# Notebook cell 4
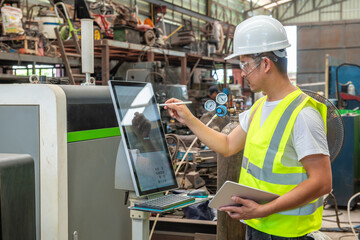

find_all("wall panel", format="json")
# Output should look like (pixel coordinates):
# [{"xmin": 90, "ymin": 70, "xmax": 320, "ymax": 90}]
[{"xmin": 297, "ymin": 21, "xmax": 360, "ymax": 92}]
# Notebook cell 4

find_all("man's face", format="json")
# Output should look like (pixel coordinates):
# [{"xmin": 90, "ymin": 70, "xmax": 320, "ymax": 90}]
[
  {"xmin": 210, "ymin": 92, "xmax": 218, "ymax": 99},
  {"xmin": 240, "ymin": 55, "xmax": 264, "ymax": 92}
]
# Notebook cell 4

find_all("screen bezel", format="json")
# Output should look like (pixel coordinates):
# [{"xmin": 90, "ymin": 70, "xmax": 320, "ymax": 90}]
[{"xmin": 109, "ymin": 80, "xmax": 178, "ymax": 196}]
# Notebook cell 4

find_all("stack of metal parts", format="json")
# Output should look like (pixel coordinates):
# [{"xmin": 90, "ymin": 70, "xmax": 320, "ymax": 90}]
[
  {"xmin": 172, "ymin": 19, "xmax": 196, "ymax": 46},
  {"xmin": 172, "ymin": 30, "xmax": 196, "ymax": 46},
  {"xmin": 111, "ymin": 3, "xmax": 137, "ymax": 28},
  {"xmin": 174, "ymin": 147, "xmax": 217, "ymax": 193},
  {"xmin": 196, "ymin": 149, "xmax": 218, "ymax": 194}
]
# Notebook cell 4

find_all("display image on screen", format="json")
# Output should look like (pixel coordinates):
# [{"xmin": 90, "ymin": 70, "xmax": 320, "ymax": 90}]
[{"xmin": 110, "ymin": 81, "xmax": 178, "ymax": 196}]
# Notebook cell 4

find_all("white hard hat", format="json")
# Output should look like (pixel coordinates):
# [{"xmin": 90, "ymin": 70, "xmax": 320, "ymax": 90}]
[{"xmin": 225, "ymin": 15, "xmax": 291, "ymax": 60}]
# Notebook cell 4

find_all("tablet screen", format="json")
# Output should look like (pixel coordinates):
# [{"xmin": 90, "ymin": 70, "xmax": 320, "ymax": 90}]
[{"xmin": 110, "ymin": 81, "xmax": 178, "ymax": 196}]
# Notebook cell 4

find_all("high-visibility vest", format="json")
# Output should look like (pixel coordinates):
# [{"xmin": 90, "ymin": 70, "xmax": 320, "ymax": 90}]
[{"xmin": 239, "ymin": 89, "xmax": 327, "ymax": 237}]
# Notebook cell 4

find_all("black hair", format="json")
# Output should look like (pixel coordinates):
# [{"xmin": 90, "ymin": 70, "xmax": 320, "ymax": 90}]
[{"xmin": 209, "ymin": 85, "xmax": 219, "ymax": 94}]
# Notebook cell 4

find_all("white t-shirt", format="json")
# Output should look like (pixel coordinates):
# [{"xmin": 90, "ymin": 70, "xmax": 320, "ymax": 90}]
[{"xmin": 239, "ymin": 99, "xmax": 329, "ymax": 161}]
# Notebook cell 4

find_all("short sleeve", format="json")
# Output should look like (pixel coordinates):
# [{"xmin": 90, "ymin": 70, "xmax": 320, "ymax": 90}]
[
  {"xmin": 293, "ymin": 107, "xmax": 330, "ymax": 161},
  {"xmin": 239, "ymin": 109, "xmax": 251, "ymax": 133}
]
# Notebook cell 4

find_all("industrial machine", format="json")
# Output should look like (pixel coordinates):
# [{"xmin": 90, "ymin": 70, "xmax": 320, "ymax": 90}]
[
  {"xmin": 54, "ymin": 0, "xmax": 105, "ymax": 40},
  {"xmin": 329, "ymin": 63, "xmax": 360, "ymax": 109},
  {"xmin": 0, "ymin": 85, "xmax": 131, "ymax": 240},
  {"xmin": 0, "ymin": 154, "xmax": 35, "ymax": 240},
  {"xmin": 331, "ymin": 113, "xmax": 360, "ymax": 207},
  {"xmin": 326, "ymin": 62, "xmax": 360, "ymax": 206},
  {"xmin": 125, "ymin": 61, "xmax": 189, "ymax": 103}
]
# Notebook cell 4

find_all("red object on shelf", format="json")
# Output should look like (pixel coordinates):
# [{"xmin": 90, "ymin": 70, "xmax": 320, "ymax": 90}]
[{"xmin": 340, "ymin": 92, "xmax": 360, "ymax": 102}]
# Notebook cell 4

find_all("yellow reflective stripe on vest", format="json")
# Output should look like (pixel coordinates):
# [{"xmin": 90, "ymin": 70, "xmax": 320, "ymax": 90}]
[{"xmin": 243, "ymin": 94, "xmax": 308, "ymax": 185}]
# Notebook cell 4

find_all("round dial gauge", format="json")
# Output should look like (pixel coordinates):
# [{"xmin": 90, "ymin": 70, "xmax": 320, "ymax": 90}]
[
  {"xmin": 216, "ymin": 92, "xmax": 228, "ymax": 105},
  {"xmin": 216, "ymin": 105, "xmax": 228, "ymax": 117},
  {"xmin": 204, "ymin": 100, "xmax": 216, "ymax": 112}
]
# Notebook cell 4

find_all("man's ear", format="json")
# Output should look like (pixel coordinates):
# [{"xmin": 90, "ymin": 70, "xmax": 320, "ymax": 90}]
[{"xmin": 264, "ymin": 57, "xmax": 271, "ymax": 73}]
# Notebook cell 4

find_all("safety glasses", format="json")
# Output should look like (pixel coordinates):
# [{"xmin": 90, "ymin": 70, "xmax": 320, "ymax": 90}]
[
  {"xmin": 239, "ymin": 57, "xmax": 263, "ymax": 75},
  {"xmin": 239, "ymin": 56, "xmax": 278, "ymax": 75}
]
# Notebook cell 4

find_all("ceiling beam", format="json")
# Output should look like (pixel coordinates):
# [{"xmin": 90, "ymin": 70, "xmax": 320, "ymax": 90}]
[
  {"xmin": 244, "ymin": 0, "xmax": 292, "ymax": 13},
  {"xmin": 279, "ymin": 2, "xmax": 292, "ymax": 20},
  {"xmin": 296, "ymin": 0, "xmax": 310, "ymax": 15},
  {"xmin": 142, "ymin": 0, "xmax": 216, "ymax": 23},
  {"xmin": 317, "ymin": 0, "xmax": 325, "ymax": 8},
  {"xmin": 276, "ymin": 0, "xmax": 347, "ymax": 22}
]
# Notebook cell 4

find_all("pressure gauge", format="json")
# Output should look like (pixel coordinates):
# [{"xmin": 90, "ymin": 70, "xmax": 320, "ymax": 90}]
[
  {"xmin": 216, "ymin": 105, "xmax": 228, "ymax": 117},
  {"xmin": 204, "ymin": 100, "xmax": 216, "ymax": 112},
  {"xmin": 216, "ymin": 92, "xmax": 228, "ymax": 105}
]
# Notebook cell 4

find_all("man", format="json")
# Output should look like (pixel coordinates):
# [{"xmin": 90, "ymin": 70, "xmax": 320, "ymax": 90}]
[
  {"xmin": 165, "ymin": 15, "xmax": 331, "ymax": 239},
  {"xmin": 208, "ymin": 85, "xmax": 219, "ymax": 100}
]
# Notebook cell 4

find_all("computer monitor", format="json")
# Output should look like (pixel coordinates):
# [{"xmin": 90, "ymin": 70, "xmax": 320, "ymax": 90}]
[{"xmin": 109, "ymin": 81, "xmax": 178, "ymax": 197}]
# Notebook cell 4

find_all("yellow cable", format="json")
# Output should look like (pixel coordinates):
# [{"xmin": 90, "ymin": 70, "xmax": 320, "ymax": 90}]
[{"xmin": 164, "ymin": 25, "xmax": 183, "ymax": 41}]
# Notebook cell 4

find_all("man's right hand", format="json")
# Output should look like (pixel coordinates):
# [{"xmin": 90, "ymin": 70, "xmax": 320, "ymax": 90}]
[{"xmin": 164, "ymin": 98, "xmax": 194, "ymax": 124}]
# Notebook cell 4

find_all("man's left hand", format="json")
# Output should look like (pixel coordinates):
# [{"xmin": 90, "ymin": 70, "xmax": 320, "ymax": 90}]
[{"xmin": 219, "ymin": 196, "xmax": 270, "ymax": 220}]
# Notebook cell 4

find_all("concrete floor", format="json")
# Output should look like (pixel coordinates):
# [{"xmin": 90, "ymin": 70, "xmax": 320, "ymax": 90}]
[{"xmin": 321, "ymin": 206, "xmax": 360, "ymax": 240}]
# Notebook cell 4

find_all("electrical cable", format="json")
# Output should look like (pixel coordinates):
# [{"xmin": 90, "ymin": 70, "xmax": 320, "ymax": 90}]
[
  {"xmin": 339, "ymin": 235, "xmax": 358, "ymax": 240},
  {"xmin": 165, "ymin": 134, "xmax": 191, "ymax": 188},
  {"xmin": 137, "ymin": 45, "xmax": 150, "ymax": 62},
  {"xmin": 177, "ymin": 138, "xmax": 190, "ymax": 187},
  {"xmin": 322, "ymin": 218, "xmax": 360, "ymax": 224},
  {"xmin": 165, "ymin": 134, "xmax": 180, "ymax": 160},
  {"xmin": 323, "ymin": 192, "xmax": 348, "ymax": 231},
  {"xmin": 212, "ymin": 61, "xmax": 219, "ymax": 81},
  {"xmin": 320, "ymin": 191, "xmax": 360, "ymax": 235},
  {"xmin": 165, "ymin": 133, "xmax": 190, "ymax": 183},
  {"xmin": 323, "ymin": 212, "xmax": 343, "ymax": 218},
  {"xmin": 320, "ymin": 224, "xmax": 360, "ymax": 232},
  {"xmin": 347, "ymin": 192, "xmax": 360, "ymax": 239},
  {"xmin": 149, "ymin": 114, "xmax": 218, "ymax": 240},
  {"xmin": 339, "ymin": 81, "xmax": 354, "ymax": 86}
]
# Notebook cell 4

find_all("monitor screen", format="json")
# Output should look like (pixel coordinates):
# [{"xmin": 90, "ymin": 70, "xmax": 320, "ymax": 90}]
[{"xmin": 109, "ymin": 81, "xmax": 178, "ymax": 196}]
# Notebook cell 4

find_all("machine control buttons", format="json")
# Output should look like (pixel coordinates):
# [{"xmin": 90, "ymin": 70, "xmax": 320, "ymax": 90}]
[
  {"xmin": 204, "ymin": 100, "xmax": 216, "ymax": 112},
  {"xmin": 216, "ymin": 92, "xmax": 228, "ymax": 105},
  {"xmin": 216, "ymin": 105, "xmax": 228, "ymax": 117}
]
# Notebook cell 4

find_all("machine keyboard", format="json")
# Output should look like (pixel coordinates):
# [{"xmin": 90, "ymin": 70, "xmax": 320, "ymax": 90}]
[{"xmin": 134, "ymin": 194, "xmax": 195, "ymax": 211}]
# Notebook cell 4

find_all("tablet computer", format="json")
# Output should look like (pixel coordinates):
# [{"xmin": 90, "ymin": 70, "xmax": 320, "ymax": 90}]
[{"xmin": 209, "ymin": 181, "xmax": 279, "ymax": 210}]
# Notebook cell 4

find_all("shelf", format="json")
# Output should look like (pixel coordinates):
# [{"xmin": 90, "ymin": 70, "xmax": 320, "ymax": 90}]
[
  {"xmin": 0, "ymin": 52, "xmax": 79, "ymax": 66},
  {"xmin": 187, "ymin": 53, "xmax": 239, "ymax": 68},
  {"xmin": 61, "ymin": 39, "xmax": 186, "ymax": 62},
  {"xmin": 94, "ymin": 39, "xmax": 187, "ymax": 84},
  {"xmin": 0, "ymin": 74, "xmax": 30, "ymax": 83},
  {"xmin": 97, "ymin": 39, "xmax": 186, "ymax": 58},
  {"xmin": 0, "ymin": 39, "xmax": 238, "ymax": 85}
]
